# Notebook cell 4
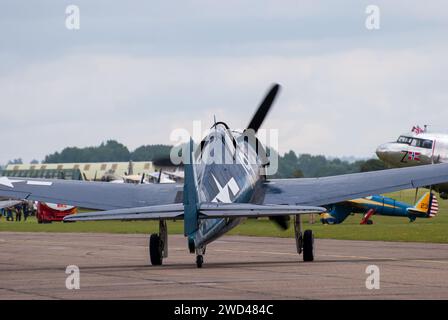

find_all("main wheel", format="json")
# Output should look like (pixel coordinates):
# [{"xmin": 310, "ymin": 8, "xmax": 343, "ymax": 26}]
[
  {"xmin": 149, "ymin": 234, "xmax": 163, "ymax": 266},
  {"xmin": 196, "ymin": 255, "xmax": 203, "ymax": 268},
  {"xmin": 303, "ymin": 229, "xmax": 314, "ymax": 262}
]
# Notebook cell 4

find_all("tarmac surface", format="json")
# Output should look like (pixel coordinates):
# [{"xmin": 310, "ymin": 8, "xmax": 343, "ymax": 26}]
[{"xmin": 1, "ymin": 231, "xmax": 448, "ymax": 299}]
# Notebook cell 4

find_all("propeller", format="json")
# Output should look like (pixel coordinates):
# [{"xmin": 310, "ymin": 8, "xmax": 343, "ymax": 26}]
[
  {"xmin": 246, "ymin": 83, "xmax": 281, "ymax": 134},
  {"xmin": 246, "ymin": 84, "xmax": 287, "ymax": 230}
]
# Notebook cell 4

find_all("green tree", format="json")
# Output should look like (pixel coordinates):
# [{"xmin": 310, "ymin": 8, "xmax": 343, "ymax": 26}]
[
  {"xmin": 359, "ymin": 159, "xmax": 387, "ymax": 172},
  {"xmin": 44, "ymin": 140, "xmax": 130, "ymax": 163},
  {"xmin": 8, "ymin": 158, "xmax": 23, "ymax": 164},
  {"xmin": 131, "ymin": 145, "xmax": 173, "ymax": 161}
]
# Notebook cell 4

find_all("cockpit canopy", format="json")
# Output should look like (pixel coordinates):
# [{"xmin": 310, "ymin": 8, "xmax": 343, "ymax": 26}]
[
  {"xmin": 196, "ymin": 121, "xmax": 268, "ymax": 167},
  {"xmin": 397, "ymin": 136, "xmax": 433, "ymax": 149}
]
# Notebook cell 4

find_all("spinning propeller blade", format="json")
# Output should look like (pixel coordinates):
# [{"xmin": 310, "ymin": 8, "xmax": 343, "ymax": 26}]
[{"xmin": 247, "ymin": 83, "xmax": 281, "ymax": 134}]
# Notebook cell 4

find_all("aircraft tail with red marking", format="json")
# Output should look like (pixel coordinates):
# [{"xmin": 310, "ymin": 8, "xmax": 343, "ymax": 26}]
[{"xmin": 407, "ymin": 192, "xmax": 438, "ymax": 218}]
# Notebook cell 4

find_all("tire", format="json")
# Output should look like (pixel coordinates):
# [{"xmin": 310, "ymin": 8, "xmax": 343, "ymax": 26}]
[
  {"xmin": 196, "ymin": 255, "xmax": 203, "ymax": 268},
  {"xmin": 149, "ymin": 234, "xmax": 163, "ymax": 266},
  {"xmin": 303, "ymin": 229, "xmax": 314, "ymax": 262}
]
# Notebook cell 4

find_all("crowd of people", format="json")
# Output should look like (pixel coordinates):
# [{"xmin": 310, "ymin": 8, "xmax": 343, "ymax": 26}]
[{"xmin": 0, "ymin": 202, "xmax": 34, "ymax": 222}]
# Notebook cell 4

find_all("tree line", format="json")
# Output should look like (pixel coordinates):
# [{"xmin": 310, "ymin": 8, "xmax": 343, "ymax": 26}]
[
  {"xmin": 8, "ymin": 140, "xmax": 386, "ymax": 178},
  {"xmin": 43, "ymin": 140, "xmax": 173, "ymax": 164}
]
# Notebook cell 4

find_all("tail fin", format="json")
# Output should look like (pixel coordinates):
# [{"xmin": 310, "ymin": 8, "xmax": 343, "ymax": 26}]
[
  {"xmin": 410, "ymin": 192, "xmax": 438, "ymax": 217},
  {"xmin": 183, "ymin": 138, "xmax": 199, "ymax": 237},
  {"xmin": 427, "ymin": 193, "xmax": 438, "ymax": 217}
]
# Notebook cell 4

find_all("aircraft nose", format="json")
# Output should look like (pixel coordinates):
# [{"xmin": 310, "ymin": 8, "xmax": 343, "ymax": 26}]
[
  {"xmin": 375, "ymin": 143, "xmax": 390, "ymax": 160},
  {"xmin": 376, "ymin": 142, "xmax": 403, "ymax": 165}
]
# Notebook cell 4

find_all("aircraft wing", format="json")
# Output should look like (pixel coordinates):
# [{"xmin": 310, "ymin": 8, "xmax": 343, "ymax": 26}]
[
  {"xmin": 64, "ymin": 203, "xmax": 325, "ymax": 222},
  {"xmin": 262, "ymin": 163, "xmax": 448, "ymax": 206},
  {"xmin": 0, "ymin": 177, "xmax": 182, "ymax": 210},
  {"xmin": 164, "ymin": 171, "xmax": 185, "ymax": 179},
  {"xmin": 64, "ymin": 204, "xmax": 184, "ymax": 221},
  {"xmin": 0, "ymin": 200, "xmax": 23, "ymax": 209}
]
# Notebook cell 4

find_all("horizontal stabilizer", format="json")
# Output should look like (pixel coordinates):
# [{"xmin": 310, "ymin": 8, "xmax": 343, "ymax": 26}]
[
  {"xmin": 407, "ymin": 192, "xmax": 438, "ymax": 218},
  {"xmin": 63, "ymin": 204, "xmax": 184, "ymax": 222},
  {"xmin": 199, "ymin": 203, "xmax": 326, "ymax": 218},
  {"xmin": 63, "ymin": 202, "xmax": 325, "ymax": 222}
]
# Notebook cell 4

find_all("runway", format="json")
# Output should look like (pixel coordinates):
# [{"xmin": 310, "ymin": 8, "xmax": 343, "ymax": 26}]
[{"xmin": 1, "ymin": 232, "xmax": 448, "ymax": 299}]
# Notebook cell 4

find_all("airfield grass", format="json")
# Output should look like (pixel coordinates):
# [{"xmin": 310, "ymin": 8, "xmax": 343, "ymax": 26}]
[{"xmin": 1, "ymin": 189, "xmax": 448, "ymax": 243}]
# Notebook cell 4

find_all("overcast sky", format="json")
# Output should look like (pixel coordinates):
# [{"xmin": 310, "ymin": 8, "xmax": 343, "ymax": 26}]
[{"xmin": 1, "ymin": 0, "xmax": 448, "ymax": 164}]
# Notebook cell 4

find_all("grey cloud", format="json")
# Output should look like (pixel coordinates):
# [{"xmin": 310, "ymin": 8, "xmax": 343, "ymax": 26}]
[{"xmin": 0, "ymin": 1, "xmax": 448, "ymax": 163}]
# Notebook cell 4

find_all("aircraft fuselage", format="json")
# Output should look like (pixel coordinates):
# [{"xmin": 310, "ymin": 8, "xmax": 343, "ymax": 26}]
[
  {"xmin": 376, "ymin": 131, "xmax": 448, "ymax": 197},
  {"xmin": 191, "ymin": 123, "xmax": 265, "ymax": 248}
]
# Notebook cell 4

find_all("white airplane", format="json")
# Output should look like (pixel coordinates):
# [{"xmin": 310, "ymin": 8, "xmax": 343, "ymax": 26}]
[{"xmin": 376, "ymin": 125, "xmax": 448, "ymax": 198}]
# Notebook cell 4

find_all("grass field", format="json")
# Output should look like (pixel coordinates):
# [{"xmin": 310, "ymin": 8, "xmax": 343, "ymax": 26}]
[{"xmin": 1, "ymin": 189, "xmax": 447, "ymax": 243}]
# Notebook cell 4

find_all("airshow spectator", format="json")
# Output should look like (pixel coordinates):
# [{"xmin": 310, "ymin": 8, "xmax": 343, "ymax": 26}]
[
  {"xmin": 14, "ymin": 204, "xmax": 22, "ymax": 222},
  {"xmin": 23, "ymin": 202, "xmax": 30, "ymax": 221},
  {"xmin": 6, "ymin": 207, "xmax": 13, "ymax": 221}
]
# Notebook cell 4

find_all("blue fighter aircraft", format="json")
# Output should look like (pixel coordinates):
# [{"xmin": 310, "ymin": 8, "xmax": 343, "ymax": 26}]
[
  {"xmin": 320, "ymin": 192, "xmax": 438, "ymax": 225},
  {"xmin": 1, "ymin": 84, "xmax": 448, "ymax": 268}
]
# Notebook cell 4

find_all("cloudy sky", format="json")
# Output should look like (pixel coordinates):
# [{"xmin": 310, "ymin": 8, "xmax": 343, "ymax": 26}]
[{"xmin": 1, "ymin": 0, "xmax": 448, "ymax": 164}]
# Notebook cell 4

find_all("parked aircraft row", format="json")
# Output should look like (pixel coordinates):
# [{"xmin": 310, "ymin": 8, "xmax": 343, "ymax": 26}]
[{"xmin": 1, "ymin": 84, "xmax": 448, "ymax": 268}]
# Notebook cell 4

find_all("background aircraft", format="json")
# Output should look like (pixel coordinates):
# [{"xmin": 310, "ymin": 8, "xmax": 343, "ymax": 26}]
[
  {"xmin": 320, "ymin": 192, "xmax": 438, "ymax": 224},
  {"xmin": 0, "ymin": 200, "xmax": 23, "ymax": 210},
  {"xmin": 2, "ymin": 85, "xmax": 448, "ymax": 268},
  {"xmin": 376, "ymin": 126, "xmax": 448, "ymax": 198}
]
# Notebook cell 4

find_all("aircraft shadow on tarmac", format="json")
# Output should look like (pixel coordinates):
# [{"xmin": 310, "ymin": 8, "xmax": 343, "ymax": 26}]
[
  {"xmin": 42, "ymin": 257, "xmax": 419, "ymax": 271},
  {"xmin": 3, "ymin": 256, "xmax": 446, "ymax": 274}
]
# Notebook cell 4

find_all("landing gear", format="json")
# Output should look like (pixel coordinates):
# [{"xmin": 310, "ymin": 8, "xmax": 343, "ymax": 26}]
[
  {"xmin": 149, "ymin": 220, "xmax": 168, "ymax": 266},
  {"xmin": 303, "ymin": 229, "xmax": 314, "ymax": 262},
  {"xmin": 196, "ymin": 255, "xmax": 203, "ymax": 268},
  {"xmin": 360, "ymin": 209, "xmax": 375, "ymax": 225},
  {"xmin": 294, "ymin": 215, "xmax": 315, "ymax": 262},
  {"xmin": 195, "ymin": 246, "xmax": 206, "ymax": 268},
  {"xmin": 149, "ymin": 234, "xmax": 163, "ymax": 265}
]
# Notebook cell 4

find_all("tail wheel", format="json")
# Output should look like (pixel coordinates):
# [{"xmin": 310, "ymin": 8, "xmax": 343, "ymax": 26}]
[
  {"xmin": 303, "ymin": 229, "xmax": 314, "ymax": 262},
  {"xmin": 149, "ymin": 234, "xmax": 163, "ymax": 266}
]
